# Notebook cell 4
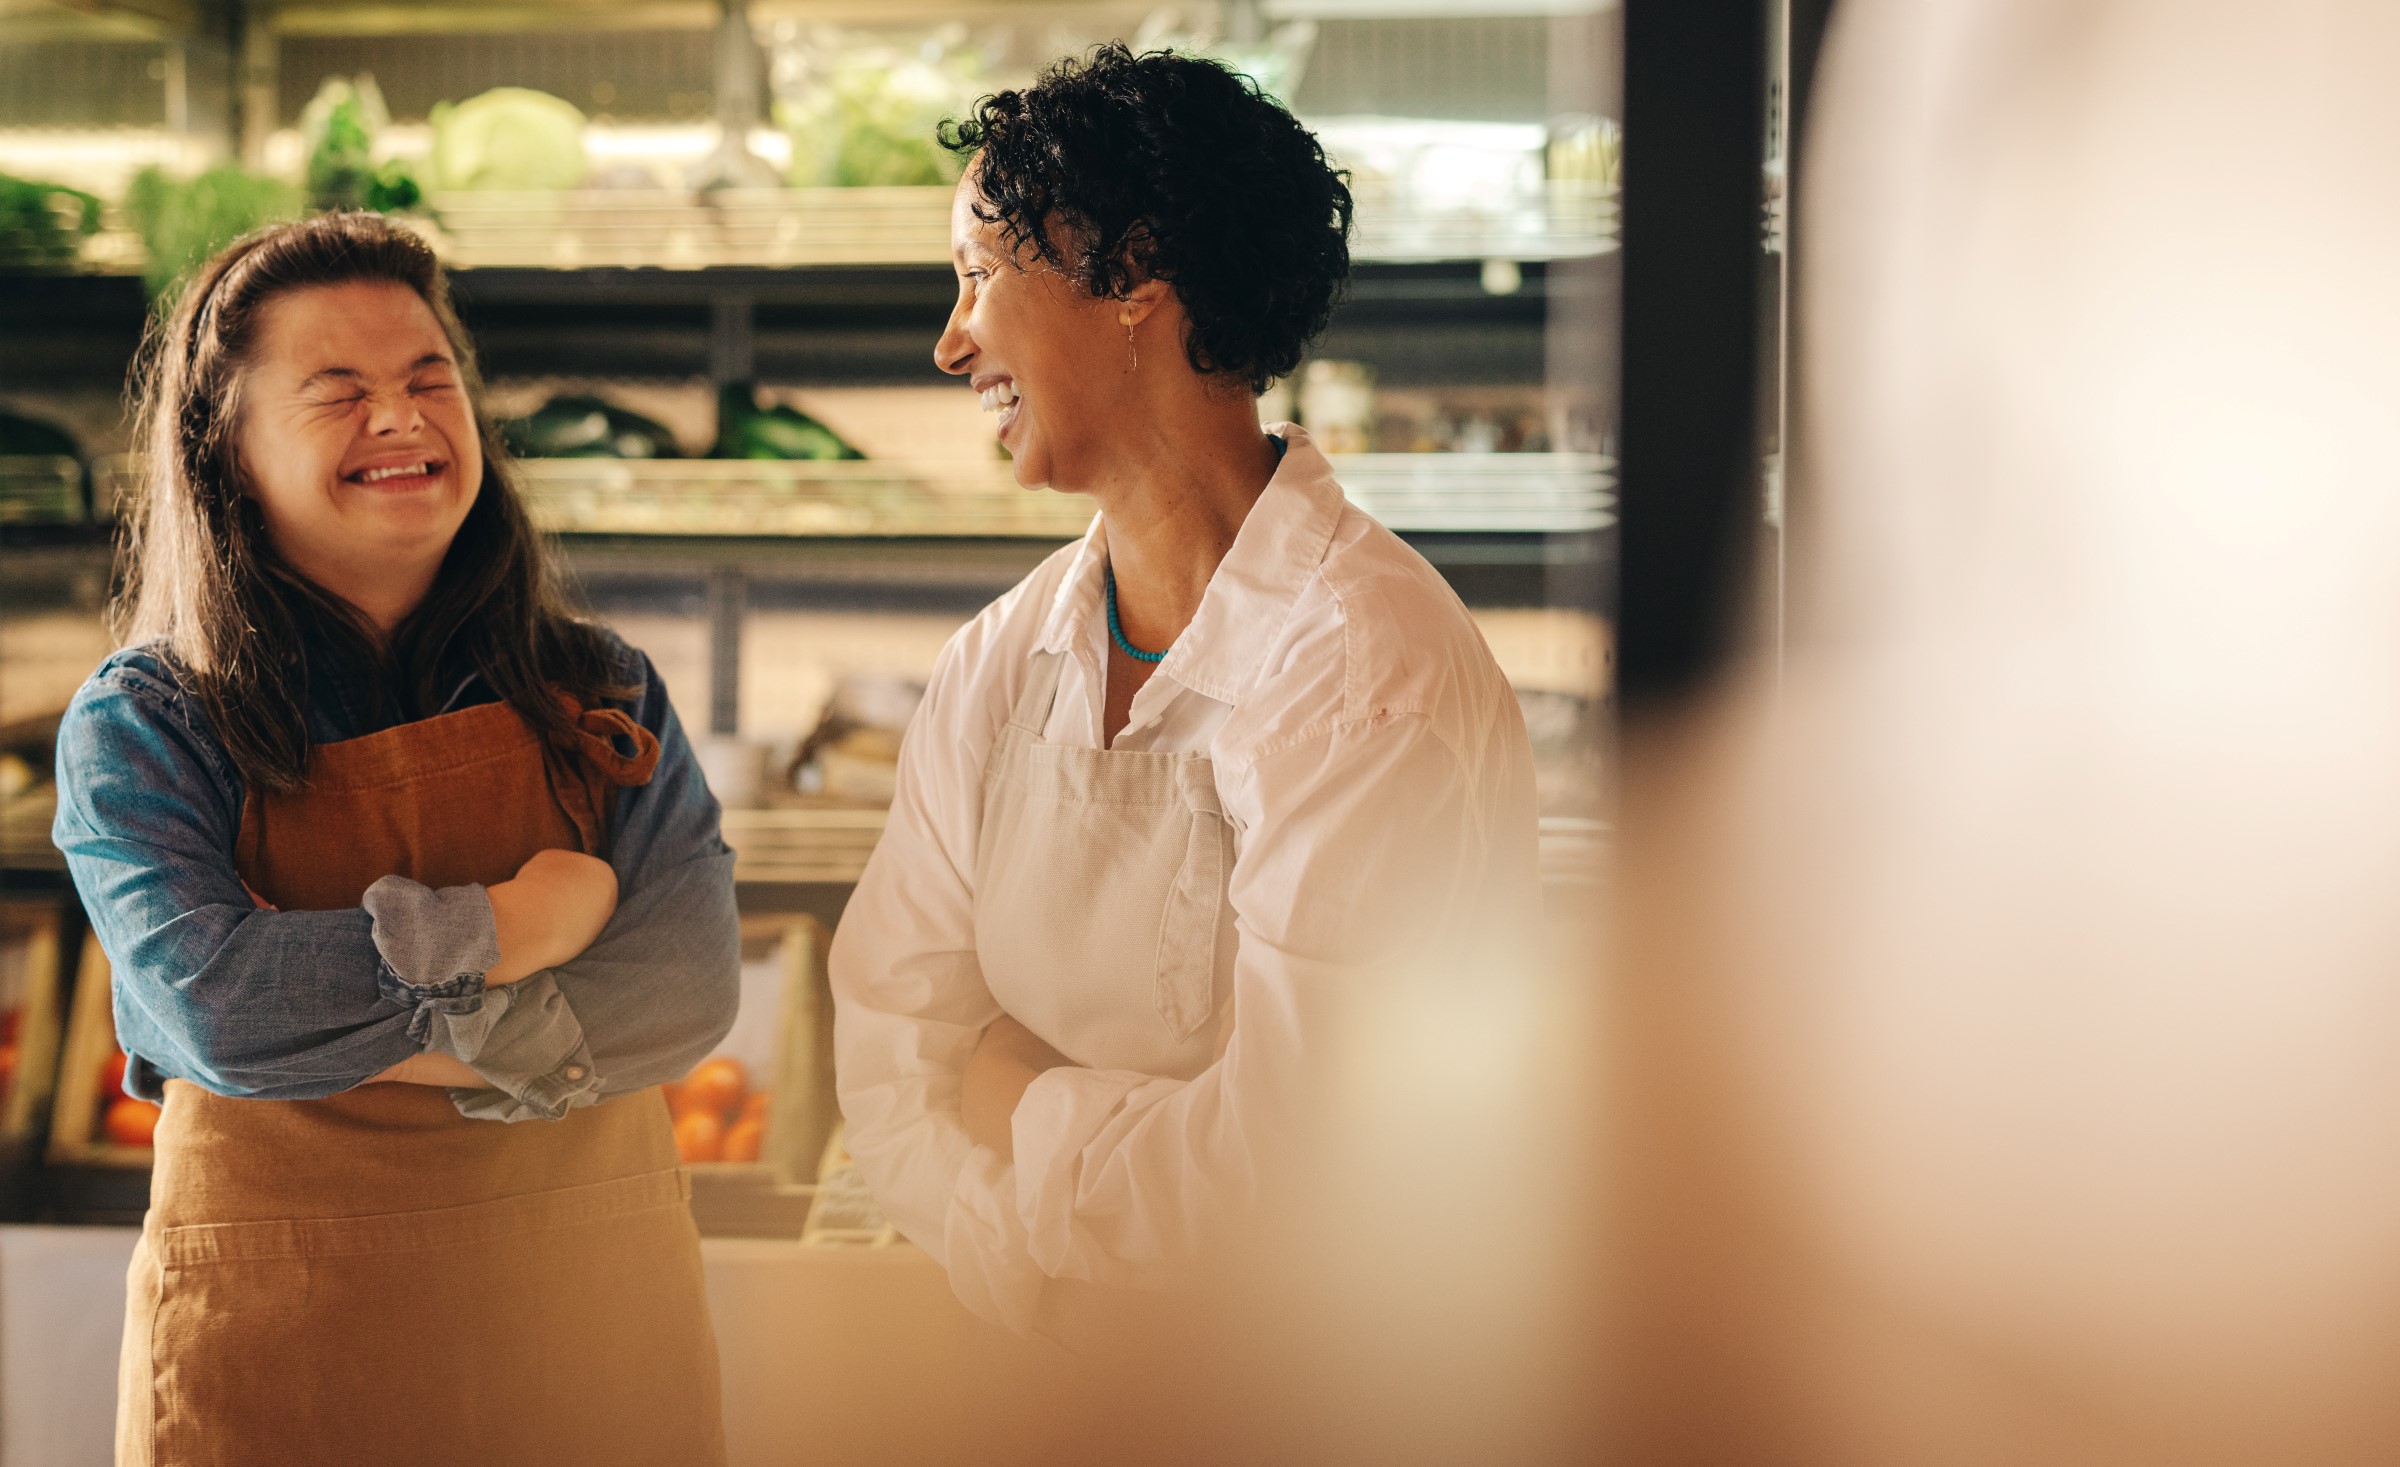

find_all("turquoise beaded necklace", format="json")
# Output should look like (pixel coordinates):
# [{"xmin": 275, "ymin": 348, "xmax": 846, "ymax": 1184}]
[{"xmin": 1104, "ymin": 566, "xmax": 1169, "ymax": 664}]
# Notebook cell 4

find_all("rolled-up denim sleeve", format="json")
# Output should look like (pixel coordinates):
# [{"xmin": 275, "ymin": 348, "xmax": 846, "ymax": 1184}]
[
  {"xmin": 52, "ymin": 663, "xmax": 471, "ymax": 1101},
  {"xmin": 441, "ymin": 646, "xmax": 739, "ymax": 1122}
]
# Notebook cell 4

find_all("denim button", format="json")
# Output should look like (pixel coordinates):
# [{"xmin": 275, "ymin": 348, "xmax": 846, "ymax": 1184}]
[{"xmin": 565, "ymin": 1065, "xmax": 587, "ymax": 1081}]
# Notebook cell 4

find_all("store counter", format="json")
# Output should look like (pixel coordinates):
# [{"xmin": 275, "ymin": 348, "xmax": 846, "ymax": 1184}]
[{"xmin": 0, "ymin": 1225, "xmax": 1083, "ymax": 1467}]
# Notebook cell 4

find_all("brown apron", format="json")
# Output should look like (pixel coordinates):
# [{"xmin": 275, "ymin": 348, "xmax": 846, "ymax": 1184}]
[{"xmin": 117, "ymin": 697, "xmax": 727, "ymax": 1467}]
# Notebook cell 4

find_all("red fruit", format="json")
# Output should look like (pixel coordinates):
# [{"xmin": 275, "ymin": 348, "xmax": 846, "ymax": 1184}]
[
  {"xmin": 680, "ymin": 1057, "xmax": 747, "ymax": 1120},
  {"xmin": 673, "ymin": 1109, "xmax": 724, "ymax": 1165},
  {"xmin": 99, "ymin": 1050, "xmax": 129, "ymax": 1101},
  {"xmin": 103, "ymin": 1097, "xmax": 161, "ymax": 1148},
  {"xmin": 721, "ymin": 1115, "xmax": 765, "ymax": 1164},
  {"xmin": 1, "ymin": 1008, "xmax": 21, "ymax": 1045},
  {"xmin": 0, "ymin": 1042, "xmax": 18, "ymax": 1097}
]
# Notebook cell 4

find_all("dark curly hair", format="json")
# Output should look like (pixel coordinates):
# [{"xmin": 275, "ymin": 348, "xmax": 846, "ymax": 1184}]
[{"xmin": 942, "ymin": 44, "xmax": 1353, "ymax": 395}]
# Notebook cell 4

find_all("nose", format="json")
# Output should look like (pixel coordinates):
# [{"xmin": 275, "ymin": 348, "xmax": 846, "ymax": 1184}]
[
  {"xmin": 363, "ymin": 386, "xmax": 425, "ymax": 438},
  {"xmin": 934, "ymin": 293, "xmax": 974, "ymax": 376}
]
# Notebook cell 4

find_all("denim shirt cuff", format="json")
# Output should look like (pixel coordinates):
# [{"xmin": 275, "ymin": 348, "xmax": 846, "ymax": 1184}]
[
  {"xmin": 421, "ymin": 970, "xmax": 606, "ymax": 1123},
  {"xmin": 361, "ymin": 875, "xmax": 500, "ymax": 1036},
  {"xmin": 448, "ymin": 1046, "xmax": 604, "ymax": 1123}
]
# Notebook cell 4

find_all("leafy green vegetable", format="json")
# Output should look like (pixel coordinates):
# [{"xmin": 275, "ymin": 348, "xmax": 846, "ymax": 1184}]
[
  {"xmin": 775, "ymin": 49, "xmax": 980, "ymax": 189},
  {"xmin": 300, "ymin": 75, "xmax": 423, "ymax": 215},
  {"xmin": 124, "ymin": 165, "xmax": 305, "ymax": 301},
  {"xmin": 714, "ymin": 383, "xmax": 862, "ymax": 461},
  {"xmin": 0, "ymin": 173, "xmax": 101, "ymax": 270},
  {"xmin": 428, "ymin": 88, "xmax": 588, "ymax": 192},
  {"xmin": 502, "ymin": 395, "xmax": 682, "ymax": 460}
]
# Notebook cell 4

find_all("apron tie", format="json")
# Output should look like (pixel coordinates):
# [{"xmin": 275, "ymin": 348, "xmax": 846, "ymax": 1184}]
[{"xmin": 556, "ymin": 695, "xmax": 662, "ymax": 788}]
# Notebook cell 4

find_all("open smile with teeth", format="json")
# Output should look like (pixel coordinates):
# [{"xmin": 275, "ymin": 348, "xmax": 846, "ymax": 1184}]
[
  {"xmin": 979, "ymin": 380, "xmax": 1022, "ymax": 435},
  {"xmin": 350, "ymin": 461, "xmax": 442, "ymax": 486}
]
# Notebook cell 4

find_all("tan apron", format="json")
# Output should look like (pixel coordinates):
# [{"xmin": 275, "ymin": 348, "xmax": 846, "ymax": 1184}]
[
  {"xmin": 973, "ymin": 649, "xmax": 1235, "ymax": 1087},
  {"xmin": 118, "ymin": 697, "xmax": 726, "ymax": 1467}
]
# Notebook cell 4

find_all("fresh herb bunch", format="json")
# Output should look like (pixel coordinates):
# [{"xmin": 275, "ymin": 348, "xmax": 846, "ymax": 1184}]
[
  {"xmin": 0, "ymin": 174, "xmax": 102, "ymax": 270},
  {"xmin": 300, "ymin": 75, "xmax": 423, "ymax": 214},
  {"xmin": 124, "ymin": 165, "xmax": 306, "ymax": 300}
]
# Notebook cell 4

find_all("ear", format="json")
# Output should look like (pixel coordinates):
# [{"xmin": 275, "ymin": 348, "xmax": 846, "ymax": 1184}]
[{"xmin": 1117, "ymin": 277, "xmax": 1174, "ymax": 329}]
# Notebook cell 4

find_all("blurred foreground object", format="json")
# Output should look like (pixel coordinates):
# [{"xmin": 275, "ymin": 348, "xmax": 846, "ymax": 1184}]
[{"xmin": 1612, "ymin": 1, "xmax": 2400, "ymax": 1462}]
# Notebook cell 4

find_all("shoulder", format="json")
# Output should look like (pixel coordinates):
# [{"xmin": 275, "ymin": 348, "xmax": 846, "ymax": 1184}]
[
  {"xmin": 567, "ymin": 620, "xmax": 677, "ymax": 728},
  {"xmin": 63, "ymin": 642, "xmax": 209, "ymax": 746},
  {"xmin": 1236, "ymin": 507, "xmax": 1515, "ymax": 758},
  {"xmin": 57, "ymin": 640, "xmax": 242, "ymax": 797}
]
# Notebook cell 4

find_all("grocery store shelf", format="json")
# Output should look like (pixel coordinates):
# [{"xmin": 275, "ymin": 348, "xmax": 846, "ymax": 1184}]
[
  {"xmin": 1, "ymin": 785, "xmax": 62, "ymax": 874},
  {"xmin": 0, "ymin": 457, "xmax": 83, "ymax": 525},
  {"xmin": 417, "ymin": 182, "xmax": 1617, "ymax": 271},
  {"xmin": 724, "ymin": 804, "xmax": 1605, "ymax": 888},
  {"xmin": 721, "ymin": 806, "xmax": 887, "ymax": 886},
  {"xmin": 33, "ymin": 185, "xmax": 1614, "ymax": 279},
  {"xmin": 515, "ymin": 453, "xmax": 1616, "ymax": 538}
]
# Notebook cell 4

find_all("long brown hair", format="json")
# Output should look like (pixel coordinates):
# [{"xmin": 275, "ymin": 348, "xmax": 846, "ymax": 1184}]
[{"xmin": 114, "ymin": 211, "xmax": 627, "ymax": 793}]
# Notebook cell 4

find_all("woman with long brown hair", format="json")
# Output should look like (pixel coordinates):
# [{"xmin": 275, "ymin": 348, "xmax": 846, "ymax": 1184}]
[{"xmin": 52, "ymin": 212, "xmax": 737, "ymax": 1465}]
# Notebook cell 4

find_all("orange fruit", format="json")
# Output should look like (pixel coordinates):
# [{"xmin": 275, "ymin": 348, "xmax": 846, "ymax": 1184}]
[
  {"xmin": 104, "ymin": 1097, "xmax": 161, "ymax": 1149},
  {"xmin": 681, "ymin": 1057, "xmax": 747, "ymax": 1119},
  {"xmin": 0, "ymin": 1041, "xmax": 18, "ymax": 1097},
  {"xmin": 673, "ymin": 1109, "xmax": 724, "ymax": 1164},
  {"xmin": 100, "ymin": 1050, "xmax": 129, "ymax": 1101},
  {"xmin": 722, "ymin": 1116, "xmax": 765, "ymax": 1164},
  {"xmin": 738, "ymin": 1091, "xmax": 771, "ymax": 1125}
]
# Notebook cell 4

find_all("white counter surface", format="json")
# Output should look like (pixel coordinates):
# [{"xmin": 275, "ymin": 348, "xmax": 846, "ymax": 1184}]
[{"xmin": 0, "ymin": 1225, "xmax": 1078, "ymax": 1467}]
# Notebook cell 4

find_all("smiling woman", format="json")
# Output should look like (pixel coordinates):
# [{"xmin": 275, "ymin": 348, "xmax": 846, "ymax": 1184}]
[
  {"xmin": 54, "ymin": 213, "xmax": 738, "ymax": 1466},
  {"xmin": 237, "ymin": 287, "xmax": 481, "ymax": 631},
  {"xmin": 831, "ymin": 48, "xmax": 1540, "ymax": 1339}
]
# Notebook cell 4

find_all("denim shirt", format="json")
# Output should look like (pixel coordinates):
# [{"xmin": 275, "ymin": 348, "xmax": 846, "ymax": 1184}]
[{"xmin": 52, "ymin": 626, "xmax": 740, "ymax": 1122}]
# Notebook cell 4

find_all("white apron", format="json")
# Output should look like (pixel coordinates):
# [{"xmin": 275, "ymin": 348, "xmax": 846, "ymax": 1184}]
[{"xmin": 972, "ymin": 651, "xmax": 1235, "ymax": 1081}]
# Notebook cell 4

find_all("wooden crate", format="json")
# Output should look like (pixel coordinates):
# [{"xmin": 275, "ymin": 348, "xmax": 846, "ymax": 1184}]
[
  {"xmin": 683, "ymin": 915, "xmax": 841, "ymax": 1237},
  {"xmin": 46, "ymin": 931, "xmax": 152, "ymax": 1169},
  {"xmin": 0, "ymin": 899, "xmax": 67, "ymax": 1148}
]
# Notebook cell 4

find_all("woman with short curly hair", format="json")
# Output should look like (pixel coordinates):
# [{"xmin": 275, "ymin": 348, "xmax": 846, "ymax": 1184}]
[{"xmin": 829, "ymin": 45, "xmax": 1540, "ymax": 1334}]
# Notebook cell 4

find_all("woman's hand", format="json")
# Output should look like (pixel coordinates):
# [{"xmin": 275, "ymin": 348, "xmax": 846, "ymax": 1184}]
[
  {"xmin": 483, "ymin": 849, "xmax": 618, "ymax": 987},
  {"xmin": 961, "ymin": 1014, "xmax": 1073, "ymax": 1161}
]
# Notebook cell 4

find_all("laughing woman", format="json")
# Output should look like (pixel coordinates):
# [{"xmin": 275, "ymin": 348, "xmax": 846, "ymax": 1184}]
[
  {"xmin": 830, "ymin": 46, "xmax": 1542, "ymax": 1334},
  {"xmin": 53, "ymin": 214, "xmax": 736, "ymax": 1467}
]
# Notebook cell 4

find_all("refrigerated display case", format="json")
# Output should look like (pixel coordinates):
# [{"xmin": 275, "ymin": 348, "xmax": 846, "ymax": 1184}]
[{"xmin": 0, "ymin": 0, "xmax": 1618, "ymax": 1223}]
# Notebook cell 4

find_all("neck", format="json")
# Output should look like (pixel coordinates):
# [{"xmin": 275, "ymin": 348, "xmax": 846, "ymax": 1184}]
[
  {"xmin": 287, "ymin": 548, "xmax": 441, "ymax": 639},
  {"xmin": 1088, "ymin": 386, "xmax": 1281, "ymax": 650}
]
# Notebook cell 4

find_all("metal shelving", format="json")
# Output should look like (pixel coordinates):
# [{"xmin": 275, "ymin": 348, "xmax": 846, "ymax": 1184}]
[
  {"xmin": 721, "ymin": 803, "xmax": 1604, "ymax": 889},
  {"xmin": 510, "ymin": 452, "xmax": 1614, "ymax": 538}
]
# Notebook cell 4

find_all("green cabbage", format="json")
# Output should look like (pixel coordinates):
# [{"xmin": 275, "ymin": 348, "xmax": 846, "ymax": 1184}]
[
  {"xmin": 427, "ymin": 87, "xmax": 588, "ymax": 192},
  {"xmin": 776, "ymin": 51, "xmax": 979, "ymax": 189}
]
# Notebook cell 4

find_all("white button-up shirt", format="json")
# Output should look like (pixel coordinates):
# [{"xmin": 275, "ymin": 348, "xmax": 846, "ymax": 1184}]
[{"xmin": 829, "ymin": 428, "xmax": 1541, "ymax": 1329}]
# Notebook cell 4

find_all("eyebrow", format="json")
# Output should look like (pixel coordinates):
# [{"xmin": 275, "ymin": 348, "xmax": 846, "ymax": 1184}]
[{"xmin": 297, "ymin": 352, "xmax": 454, "ymax": 391}]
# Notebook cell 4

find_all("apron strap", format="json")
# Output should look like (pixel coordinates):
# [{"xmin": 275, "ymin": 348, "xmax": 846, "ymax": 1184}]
[{"xmin": 1006, "ymin": 651, "xmax": 1069, "ymax": 738}]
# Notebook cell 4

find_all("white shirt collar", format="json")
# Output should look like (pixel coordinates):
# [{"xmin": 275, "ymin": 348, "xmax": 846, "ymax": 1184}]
[{"xmin": 1033, "ymin": 425, "xmax": 1347, "ymax": 706}]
